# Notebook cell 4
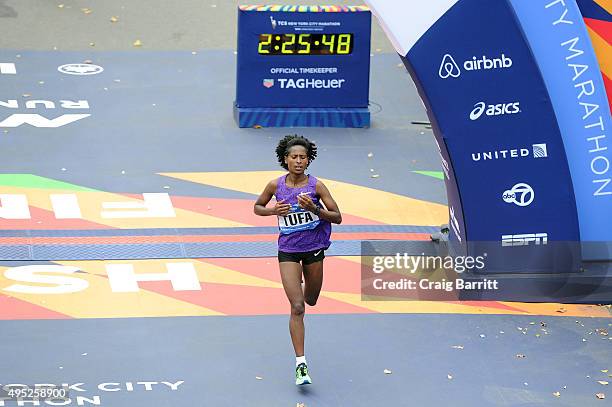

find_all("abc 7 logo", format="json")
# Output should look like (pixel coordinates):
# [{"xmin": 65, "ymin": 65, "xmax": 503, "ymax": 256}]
[{"xmin": 502, "ymin": 183, "xmax": 534, "ymax": 207}]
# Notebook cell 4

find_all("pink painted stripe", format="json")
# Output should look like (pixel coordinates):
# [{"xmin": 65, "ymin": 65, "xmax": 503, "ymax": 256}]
[{"xmin": 0, "ymin": 294, "xmax": 72, "ymax": 320}]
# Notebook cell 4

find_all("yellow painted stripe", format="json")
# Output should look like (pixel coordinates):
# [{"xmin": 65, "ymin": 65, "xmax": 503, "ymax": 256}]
[
  {"xmin": 0, "ymin": 186, "xmax": 246, "ymax": 229},
  {"xmin": 62, "ymin": 259, "xmax": 282, "ymax": 289},
  {"xmin": 0, "ymin": 264, "xmax": 222, "ymax": 318},
  {"xmin": 321, "ymin": 291, "xmax": 520, "ymax": 314},
  {"xmin": 322, "ymin": 291, "xmax": 610, "ymax": 317},
  {"xmin": 198, "ymin": 260, "xmax": 283, "ymax": 288},
  {"xmin": 587, "ymin": 25, "xmax": 611, "ymax": 80},
  {"xmin": 594, "ymin": 0, "xmax": 612, "ymax": 14},
  {"xmin": 497, "ymin": 301, "xmax": 611, "ymax": 317},
  {"xmin": 159, "ymin": 171, "xmax": 448, "ymax": 226}
]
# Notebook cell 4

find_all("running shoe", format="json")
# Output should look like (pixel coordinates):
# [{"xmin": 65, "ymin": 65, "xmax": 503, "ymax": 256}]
[{"xmin": 295, "ymin": 363, "xmax": 312, "ymax": 385}]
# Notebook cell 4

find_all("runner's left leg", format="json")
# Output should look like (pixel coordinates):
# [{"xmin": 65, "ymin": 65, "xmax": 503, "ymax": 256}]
[{"xmin": 303, "ymin": 260, "xmax": 323, "ymax": 306}]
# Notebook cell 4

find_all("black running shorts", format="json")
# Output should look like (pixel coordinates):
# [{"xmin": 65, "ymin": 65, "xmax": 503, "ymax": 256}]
[{"xmin": 278, "ymin": 248, "xmax": 325, "ymax": 265}]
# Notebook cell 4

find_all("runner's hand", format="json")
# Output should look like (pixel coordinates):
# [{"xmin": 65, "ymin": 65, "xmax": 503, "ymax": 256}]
[
  {"xmin": 297, "ymin": 194, "xmax": 316, "ymax": 212},
  {"xmin": 274, "ymin": 199, "xmax": 291, "ymax": 216}
]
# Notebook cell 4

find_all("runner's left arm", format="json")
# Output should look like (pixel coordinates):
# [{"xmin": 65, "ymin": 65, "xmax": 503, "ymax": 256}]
[{"xmin": 297, "ymin": 181, "xmax": 342, "ymax": 224}]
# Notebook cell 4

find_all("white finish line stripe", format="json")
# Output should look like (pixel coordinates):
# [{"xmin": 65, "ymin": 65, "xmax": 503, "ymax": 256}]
[{"xmin": 0, "ymin": 63, "xmax": 16, "ymax": 74}]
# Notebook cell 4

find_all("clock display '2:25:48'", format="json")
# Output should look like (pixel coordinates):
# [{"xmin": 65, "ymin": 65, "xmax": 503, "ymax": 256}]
[{"xmin": 258, "ymin": 33, "xmax": 353, "ymax": 55}]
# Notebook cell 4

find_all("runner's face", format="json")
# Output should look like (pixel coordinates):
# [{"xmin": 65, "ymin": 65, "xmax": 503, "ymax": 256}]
[{"xmin": 285, "ymin": 146, "xmax": 309, "ymax": 175}]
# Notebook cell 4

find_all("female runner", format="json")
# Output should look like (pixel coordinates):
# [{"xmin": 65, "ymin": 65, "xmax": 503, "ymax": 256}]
[{"xmin": 254, "ymin": 134, "xmax": 342, "ymax": 385}]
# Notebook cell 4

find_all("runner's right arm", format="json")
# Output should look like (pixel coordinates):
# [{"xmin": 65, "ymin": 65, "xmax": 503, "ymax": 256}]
[{"xmin": 254, "ymin": 179, "xmax": 291, "ymax": 216}]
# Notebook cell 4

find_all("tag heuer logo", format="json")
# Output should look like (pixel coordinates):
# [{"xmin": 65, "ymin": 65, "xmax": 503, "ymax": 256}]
[{"xmin": 263, "ymin": 79, "xmax": 274, "ymax": 88}]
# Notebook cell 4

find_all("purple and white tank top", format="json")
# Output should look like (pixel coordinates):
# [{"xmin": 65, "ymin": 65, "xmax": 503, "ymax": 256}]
[{"xmin": 275, "ymin": 174, "xmax": 332, "ymax": 253}]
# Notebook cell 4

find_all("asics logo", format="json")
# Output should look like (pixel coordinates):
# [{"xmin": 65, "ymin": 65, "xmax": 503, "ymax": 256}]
[
  {"xmin": 469, "ymin": 101, "xmax": 520, "ymax": 120},
  {"xmin": 439, "ymin": 54, "xmax": 461, "ymax": 79},
  {"xmin": 502, "ymin": 183, "xmax": 534, "ymax": 207}
]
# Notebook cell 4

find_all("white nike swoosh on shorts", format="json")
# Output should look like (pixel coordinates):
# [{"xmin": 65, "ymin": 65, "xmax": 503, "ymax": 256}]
[{"xmin": 313, "ymin": 250, "xmax": 322, "ymax": 256}]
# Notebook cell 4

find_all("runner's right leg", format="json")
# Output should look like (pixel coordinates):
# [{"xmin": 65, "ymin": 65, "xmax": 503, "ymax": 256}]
[{"xmin": 279, "ymin": 261, "xmax": 305, "ymax": 357}]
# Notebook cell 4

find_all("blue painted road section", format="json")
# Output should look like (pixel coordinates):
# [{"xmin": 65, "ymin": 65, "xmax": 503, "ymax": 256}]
[
  {"xmin": 0, "ymin": 50, "xmax": 445, "ymax": 205},
  {"xmin": 1, "ymin": 314, "xmax": 610, "ymax": 407}
]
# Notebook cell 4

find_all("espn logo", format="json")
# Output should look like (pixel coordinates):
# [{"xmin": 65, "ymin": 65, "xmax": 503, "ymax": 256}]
[{"xmin": 501, "ymin": 233, "xmax": 548, "ymax": 247}]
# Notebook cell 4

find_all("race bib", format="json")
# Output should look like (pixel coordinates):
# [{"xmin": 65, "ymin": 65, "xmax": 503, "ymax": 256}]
[{"xmin": 278, "ymin": 204, "xmax": 320, "ymax": 235}]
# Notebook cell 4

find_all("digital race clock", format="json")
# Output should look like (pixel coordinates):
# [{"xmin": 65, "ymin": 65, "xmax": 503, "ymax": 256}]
[
  {"xmin": 234, "ymin": 5, "xmax": 371, "ymax": 128},
  {"xmin": 258, "ymin": 34, "xmax": 354, "ymax": 55}
]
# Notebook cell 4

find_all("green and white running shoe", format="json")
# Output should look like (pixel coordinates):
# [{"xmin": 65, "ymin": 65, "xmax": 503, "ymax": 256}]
[{"xmin": 295, "ymin": 363, "xmax": 312, "ymax": 385}]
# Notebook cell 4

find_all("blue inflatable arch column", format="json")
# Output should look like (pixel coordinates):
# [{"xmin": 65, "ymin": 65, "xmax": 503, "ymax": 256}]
[{"xmin": 366, "ymin": 0, "xmax": 612, "ymax": 273}]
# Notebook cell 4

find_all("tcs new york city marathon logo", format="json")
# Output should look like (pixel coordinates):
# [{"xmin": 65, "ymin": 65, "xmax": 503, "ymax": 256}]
[{"xmin": 58, "ymin": 63, "xmax": 104, "ymax": 76}]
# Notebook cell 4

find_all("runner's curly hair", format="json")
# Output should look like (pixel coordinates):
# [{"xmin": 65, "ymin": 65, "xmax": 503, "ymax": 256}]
[{"xmin": 276, "ymin": 135, "xmax": 317, "ymax": 170}]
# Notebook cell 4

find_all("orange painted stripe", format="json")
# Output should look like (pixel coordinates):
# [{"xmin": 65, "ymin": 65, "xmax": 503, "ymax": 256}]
[
  {"xmin": 446, "ymin": 300, "xmax": 529, "ymax": 313},
  {"xmin": 593, "ymin": 0, "xmax": 612, "ymax": 15},
  {"xmin": 604, "ymin": 74, "xmax": 612, "ymax": 111},
  {"xmin": 199, "ymin": 259, "xmax": 596, "ymax": 316},
  {"xmin": 203, "ymin": 256, "xmax": 364, "ymax": 294},
  {"xmin": 0, "ymin": 232, "xmax": 430, "ymax": 246},
  {"xmin": 137, "ymin": 281, "xmax": 374, "ymax": 315}
]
